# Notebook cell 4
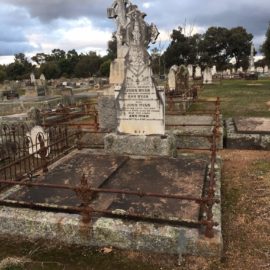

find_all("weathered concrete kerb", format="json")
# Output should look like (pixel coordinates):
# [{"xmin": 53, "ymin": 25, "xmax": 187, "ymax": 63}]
[{"xmin": 0, "ymin": 153, "xmax": 223, "ymax": 259}]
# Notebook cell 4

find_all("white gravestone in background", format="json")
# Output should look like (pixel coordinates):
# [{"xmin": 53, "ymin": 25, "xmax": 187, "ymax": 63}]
[
  {"xmin": 187, "ymin": 64, "xmax": 193, "ymax": 78},
  {"xmin": 211, "ymin": 65, "xmax": 217, "ymax": 76},
  {"xmin": 168, "ymin": 65, "xmax": 178, "ymax": 91},
  {"xmin": 256, "ymin": 67, "xmax": 264, "ymax": 73},
  {"xmin": 264, "ymin": 66, "xmax": 269, "ymax": 73},
  {"xmin": 238, "ymin": 67, "xmax": 243, "ymax": 73},
  {"xmin": 30, "ymin": 73, "xmax": 36, "ymax": 84},
  {"xmin": 203, "ymin": 67, "xmax": 213, "ymax": 84},
  {"xmin": 195, "ymin": 66, "xmax": 202, "ymax": 78}
]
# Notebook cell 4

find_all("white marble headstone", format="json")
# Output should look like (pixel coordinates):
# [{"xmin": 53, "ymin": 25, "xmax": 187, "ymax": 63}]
[
  {"xmin": 187, "ymin": 64, "xmax": 193, "ymax": 77},
  {"xmin": 30, "ymin": 73, "xmax": 36, "ymax": 84},
  {"xmin": 26, "ymin": 126, "xmax": 50, "ymax": 158},
  {"xmin": 256, "ymin": 67, "xmax": 264, "ymax": 73},
  {"xmin": 238, "ymin": 67, "xmax": 243, "ymax": 73},
  {"xmin": 168, "ymin": 65, "xmax": 178, "ymax": 91},
  {"xmin": 40, "ymin": 74, "xmax": 46, "ymax": 81},
  {"xmin": 195, "ymin": 66, "xmax": 202, "ymax": 78},
  {"xmin": 211, "ymin": 65, "xmax": 217, "ymax": 76},
  {"xmin": 203, "ymin": 67, "xmax": 213, "ymax": 84}
]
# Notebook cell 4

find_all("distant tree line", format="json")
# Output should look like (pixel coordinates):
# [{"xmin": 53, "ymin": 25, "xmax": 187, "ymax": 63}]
[
  {"xmin": 152, "ymin": 26, "xmax": 255, "ymax": 74},
  {"xmin": 0, "ymin": 24, "xmax": 270, "ymax": 83},
  {"xmin": 0, "ymin": 36, "xmax": 117, "ymax": 82},
  {"xmin": 152, "ymin": 24, "xmax": 270, "ymax": 75}
]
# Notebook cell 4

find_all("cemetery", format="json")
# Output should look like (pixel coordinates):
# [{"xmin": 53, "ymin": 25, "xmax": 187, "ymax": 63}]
[{"xmin": 0, "ymin": 0, "xmax": 269, "ymax": 269}]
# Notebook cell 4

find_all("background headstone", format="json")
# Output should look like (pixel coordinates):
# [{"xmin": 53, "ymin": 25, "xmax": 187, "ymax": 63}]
[
  {"xmin": 203, "ymin": 67, "xmax": 213, "ymax": 84},
  {"xmin": 168, "ymin": 65, "xmax": 178, "ymax": 91},
  {"xmin": 195, "ymin": 66, "xmax": 202, "ymax": 78},
  {"xmin": 187, "ymin": 64, "xmax": 193, "ymax": 78},
  {"xmin": 211, "ymin": 65, "xmax": 217, "ymax": 76}
]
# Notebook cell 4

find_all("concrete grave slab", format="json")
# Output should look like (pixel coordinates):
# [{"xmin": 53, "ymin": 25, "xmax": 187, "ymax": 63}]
[
  {"xmin": 234, "ymin": 117, "xmax": 270, "ymax": 134},
  {"xmin": 166, "ymin": 115, "xmax": 223, "ymax": 149},
  {"xmin": 225, "ymin": 118, "xmax": 270, "ymax": 149},
  {"xmin": 0, "ymin": 149, "xmax": 222, "ymax": 258}
]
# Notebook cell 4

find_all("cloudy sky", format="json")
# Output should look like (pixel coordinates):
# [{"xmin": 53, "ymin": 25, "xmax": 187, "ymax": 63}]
[{"xmin": 0, "ymin": 0, "xmax": 269, "ymax": 64}]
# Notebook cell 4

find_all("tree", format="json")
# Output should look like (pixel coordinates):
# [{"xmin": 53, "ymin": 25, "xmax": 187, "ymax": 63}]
[
  {"xmin": 74, "ymin": 52, "xmax": 102, "ymax": 78},
  {"xmin": 39, "ymin": 62, "xmax": 61, "ymax": 79},
  {"xmin": 164, "ymin": 27, "xmax": 202, "ymax": 69},
  {"xmin": 255, "ymin": 58, "xmax": 267, "ymax": 67},
  {"xmin": 151, "ymin": 47, "xmax": 160, "ymax": 75},
  {"xmin": 31, "ymin": 53, "xmax": 48, "ymax": 66},
  {"xmin": 107, "ymin": 35, "xmax": 117, "ymax": 60},
  {"xmin": 48, "ymin": 49, "xmax": 66, "ymax": 62},
  {"xmin": 164, "ymin": 27, "xmax": 188, "ymax": 68},
  {"xmin": 199, "ymin": 27, "xmax": 230, "ymax": 70},
  {"xmin": 261, "ymin": 23, "xmax": 270, "ymax": 65},
  {"xmin": 59, "ymin": 49, "xmax": 80, "ymax": 77},
  {"xmin": 0, "ymin": 66, "xmax": 6, "ymax": 82},
  {"xmin": 227, "ymin": 27, "xmax": 253, "ymax": 69},
  {"xmin": 99, "ymin": 60, "xmax": 111, "ymax": 77},
  {"xmin": 5, "ymin": 53, "xmax": 33, "ymax": 80}
]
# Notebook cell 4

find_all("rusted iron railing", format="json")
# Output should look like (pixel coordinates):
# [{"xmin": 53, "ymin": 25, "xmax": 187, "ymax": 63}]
[
  {"xmin": 0, "ymin": 114, "xmax": 221, "ymax": 238},
  {"xmin": 0, "ymin": 99, "xmax": 221, "ymax": 238},
  {"xmin": 0, "ymin": 123, "xmax": 78, "ymax": 182},
  {"xmin": 41, "ymin": 102, "xmax": 99, "ymax": 132},
  {"xmin": 166, "ymin": 86, "xmax": 198, "ymax": 113}
]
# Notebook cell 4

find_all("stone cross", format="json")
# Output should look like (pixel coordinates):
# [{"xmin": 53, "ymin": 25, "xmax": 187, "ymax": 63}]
[
  {"xmin": 108, "ymin": 1, "xmax": 164, "ymax": 135},
  {"xmin": 108, "ymin": 0, "xmax": 132, "ymax": 57}
]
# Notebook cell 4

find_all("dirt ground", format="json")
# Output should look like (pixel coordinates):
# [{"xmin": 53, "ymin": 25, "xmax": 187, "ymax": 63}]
[
  {"xmin": 0, "ymin": 150, "xmax": 269, "ymax": 270},
  {"xmin": 175, "ymin": 149, "xmax": 270, "ymax": 270}
]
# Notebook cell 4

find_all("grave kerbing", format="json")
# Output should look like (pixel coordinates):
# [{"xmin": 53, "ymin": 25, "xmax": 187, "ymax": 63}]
[{"xmin": 105, "ymin": 0, "xmax": 175, "ymax": 156}]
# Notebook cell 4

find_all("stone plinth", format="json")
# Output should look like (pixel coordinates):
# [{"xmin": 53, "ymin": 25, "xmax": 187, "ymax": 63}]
[{"xmin": 104, "ymin": 133, "xmax": 176, "ymax": 157}]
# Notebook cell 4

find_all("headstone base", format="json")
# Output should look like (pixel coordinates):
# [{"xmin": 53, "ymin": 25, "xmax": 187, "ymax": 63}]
[{"xmin": 104, "ymin": 133, "xmax": 177, "ymax": 157}]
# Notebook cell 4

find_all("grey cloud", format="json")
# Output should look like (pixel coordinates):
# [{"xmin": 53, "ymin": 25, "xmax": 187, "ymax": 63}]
[
  {"xmin": 3, "ymin": 0, "xmax": 269, "ymax": 36},
  {"xmin": 143, "ymin": 0, "xmax": 269, "ymax": 48},
  {"xmin": 0, "ymin": 0, "xmax": 269, "ymax": 57},
  {"xmin": 3, "ymin": 0, "xmax": 111, "ymax": 22},
  {"xmin": 0, "ymin": 41, "xmax": 37, "ymax": 56}
]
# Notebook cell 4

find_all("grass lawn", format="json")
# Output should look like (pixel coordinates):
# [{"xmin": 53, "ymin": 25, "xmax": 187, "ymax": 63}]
[{"xmin": 191, "ymin": 78, "xmax": 270, "ymax": 118}]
